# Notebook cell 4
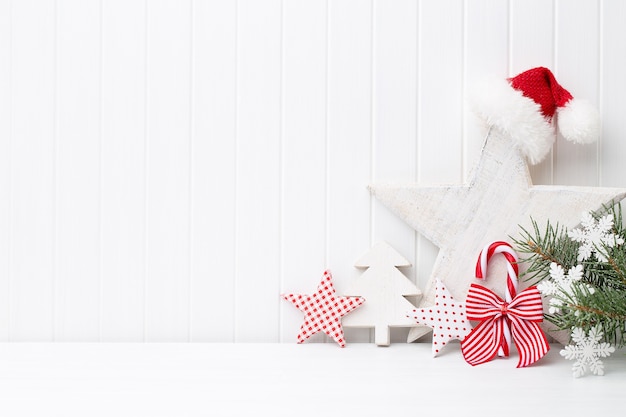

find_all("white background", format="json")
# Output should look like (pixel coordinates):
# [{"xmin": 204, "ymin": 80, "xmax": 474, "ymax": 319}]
[{"xmin": 1, "ymin": 0, "xmax": 625, "ymax": 343}]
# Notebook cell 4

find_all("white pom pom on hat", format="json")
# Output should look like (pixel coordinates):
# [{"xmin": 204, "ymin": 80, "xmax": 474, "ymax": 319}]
[{"xmin": 470, "ymin": 67, "xmax": 600, "ymax": 165}]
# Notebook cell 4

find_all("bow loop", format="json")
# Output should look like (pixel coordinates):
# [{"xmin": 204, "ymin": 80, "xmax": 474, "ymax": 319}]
[
  {"xmin": 465, "ymin": 283, "xmax": 507, "ymax": 321},
  {"xmin": 507, "ymin": 287, "xmax": 545, "ymax": 321}
]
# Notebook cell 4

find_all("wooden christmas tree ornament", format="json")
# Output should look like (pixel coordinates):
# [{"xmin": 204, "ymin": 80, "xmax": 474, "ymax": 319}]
[{"xmin": 342, "ymin": 241, "xmax": 422, "ymax": 346}]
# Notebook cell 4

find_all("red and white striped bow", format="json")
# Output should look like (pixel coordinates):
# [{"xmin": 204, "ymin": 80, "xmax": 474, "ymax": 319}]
[
  {"xmin": 461, "ymin": 241, "xmax": 549, "ymax": 368},
  {"xmin": 461, "ymin": 284, "xmax": 549, "ymax": 367}
]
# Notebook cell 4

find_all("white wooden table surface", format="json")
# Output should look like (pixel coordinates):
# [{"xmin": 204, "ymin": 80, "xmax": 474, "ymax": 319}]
[{"xmin": 0, "ymin": 342, "xmax": 622, "ymax": 416}]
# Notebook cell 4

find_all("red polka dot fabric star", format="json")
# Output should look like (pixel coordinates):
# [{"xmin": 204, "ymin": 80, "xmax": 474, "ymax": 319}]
[
  {"xmin": 282, "ymin": 270, "xmax": 365, "ymax": 347},
  {"xmin": 407, "ymin": 278, "xmax": 471, "ymax": 356}
]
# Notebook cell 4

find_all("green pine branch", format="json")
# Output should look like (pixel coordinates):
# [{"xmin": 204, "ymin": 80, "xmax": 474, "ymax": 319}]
[
  {"xmin": 513, "ymin": 217, "xmax": 579, "ymax": 285},
  {"xmin": 512, "ymin": 204, "xmax": 626, "ymax": 348}
]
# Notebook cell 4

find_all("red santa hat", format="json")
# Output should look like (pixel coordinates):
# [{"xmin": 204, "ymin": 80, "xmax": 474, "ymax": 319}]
[{"xmin": 470, "ymin": 67, "xmax": 600, "ymax": 165}]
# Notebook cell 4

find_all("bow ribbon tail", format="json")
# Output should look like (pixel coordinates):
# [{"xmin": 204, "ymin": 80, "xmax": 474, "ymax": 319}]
[
  {"xmin": 508, "ymin": 286, "xmax": 550, "ymax": 367},
  {"xmin": 498, "ymin": 318, "xmax": 511, "ymax": 357},
  {"xmin": 510, "ymin": 317, "xmax": 549, "ymax": 367},
  {"xmin": 461, "ymin": 316, "xmax": 506, "ymax": 366}
]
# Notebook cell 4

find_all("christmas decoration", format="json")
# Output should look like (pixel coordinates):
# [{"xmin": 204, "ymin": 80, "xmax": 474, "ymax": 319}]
[
  {"xmin": 514, "ymin": 206, "xmax": 626, "ymax": 357},
  {"xmin": 342, "ymin": 242, "xmax": 421, "ymax": 346},
  {"xmin": 536, "ymin": 263, "xmax": 594, "ymax": 315},
  {"xmin": 369, "ymin": 127, "xmax": 626, "ymax": 343},
  {"xmin": 406, "ymin": 278, "xmax": 470, "ymax": 356},
  {"xmin": 461, "ymin": 241, "xmax": 549, "ymax": 368},
  {"xmin": 370, "ymin": 67, "xmax": 626, "ymax": 343},
  {"xmin": 560, "ymin": 325, "xmax": 616, "ymax": 377},
  {"xmin": 281, "ymin": 270, "xmax": 365, "ymax": 347},
  {"xmin": 470, "ymin": 66, "xmax": 600, "ymax": 165},
  {"xmin": 475, "ymin": 241, "xmax": 520, "ymax": 358},
  {"xmin": 568, "ymin": 211, "xmax": 624, "ymax": 262}
]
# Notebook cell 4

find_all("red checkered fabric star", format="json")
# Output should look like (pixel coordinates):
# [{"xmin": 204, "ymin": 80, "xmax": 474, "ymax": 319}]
[{"xmin": 282, "ymin": 270, "xmax": 365, "ymax": 347}]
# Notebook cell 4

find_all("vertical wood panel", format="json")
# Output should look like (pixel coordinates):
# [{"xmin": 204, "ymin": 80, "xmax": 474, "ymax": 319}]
[
  {"xmin": 599, "ymin": 0, "xmax": 626, "ymax": 187},
  {"xmin": 327, "ymin": 0, "xmax": 372, "ymax": 342},
  {"xmin": 145, "ymin": 0, "xmax": 191, "ymax": 341},
  {"xmin": 418, "ymin": 0, "xmax": 464, "ymax": 185},
  {"xmin": 553, "ymin": 0, "xmax": 600, "ymax": 186},
  {"xmin": 190, "ymin": 0, "xmax": 237, "ymax": 342},
  {"xmin": 100, "ymin": 0, "xmax": 146, "ymax": 341},
  {"xmin": 510, "ymin": 0, "xmax": 555, "ymax": 185},
  {"xmin": 10, "ymin": 0, "xmax": 56, "ymax": 341},
  {"xmin": 463, "ymin": 0, "xmax": 509, "ymax": 177},
  {"xmin": 55, "ymin": 0, "xmax": 101, "ymax": 341},
  {"xmin": 371, "ymin": 0, "xmax": 417, "ymax": 267},
  {"xmin": 235, "ymin": 0, "xmax": 282, "ymax": 342},
  {"xmin": 0, "ymin": 0, "xmax": 623, "ymax": 343},
  {"xmin": 371, "ymin": 0, "xmax": 418, "ymax": 342},
  {"xmin": 416, "ymin": 0, "xmax": 464, "ymax": 293},
  {"xmin": 0, "ymin": 0, "xmax": 11, "ymax": 340},
  {"xmin": 509, "ymin": 0, "xmax": 555, "ymax": 73},
  {"xmin": 279, "ymin": 0, "xmax": 328, "ymax": 343}
]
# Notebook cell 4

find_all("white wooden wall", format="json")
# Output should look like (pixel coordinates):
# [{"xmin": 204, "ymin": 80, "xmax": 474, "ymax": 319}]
[{"xmin": 1, "ymin": 0, "xmax": 625, "ymax": 342}]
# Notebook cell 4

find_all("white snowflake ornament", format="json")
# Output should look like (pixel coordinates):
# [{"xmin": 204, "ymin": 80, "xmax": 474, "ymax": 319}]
[
  {"xmin": 560, "ymin": 325, "xmax": 616, "ymax": 377},
  {"xmin": 537, "ymin": 263, "xmax": 593, "ymax": 314},
  {"xmin": 568, "ymin": 211, "xmax": 624, "ymax": 262}
]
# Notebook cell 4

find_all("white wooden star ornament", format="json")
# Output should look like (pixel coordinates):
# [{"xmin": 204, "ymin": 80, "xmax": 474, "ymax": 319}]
[
  {"xmin": 370, "ymin": 129, "xmax": 626, "ymax": 343},
  {"xmin": 407, "ymin": 278, "xmax": 470, "ymax": 356}
]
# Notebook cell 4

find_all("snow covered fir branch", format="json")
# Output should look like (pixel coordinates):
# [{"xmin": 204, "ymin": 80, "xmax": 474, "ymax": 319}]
[{"xmin": 513, "ymin": 204, "xmax": 626, "ymax": 375}]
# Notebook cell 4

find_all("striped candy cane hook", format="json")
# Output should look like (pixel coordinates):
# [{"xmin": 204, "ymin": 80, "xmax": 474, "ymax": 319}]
[
  {"xmin": 476, "ymin": 241, "xmax": 519, "ymax": 301},
  {"xmin": 475, "ymin": 241, "xmax": 519, "ymax": 357}
]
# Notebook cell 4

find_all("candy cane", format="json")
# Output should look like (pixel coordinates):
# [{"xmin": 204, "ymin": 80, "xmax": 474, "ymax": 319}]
[
  {"xmin": 475, "ymin": 241, "xmax": 519, "ymax": 357},
  {"xmin": 476, "ymin": 241, "xmax": 519, "ymax": 301}
]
